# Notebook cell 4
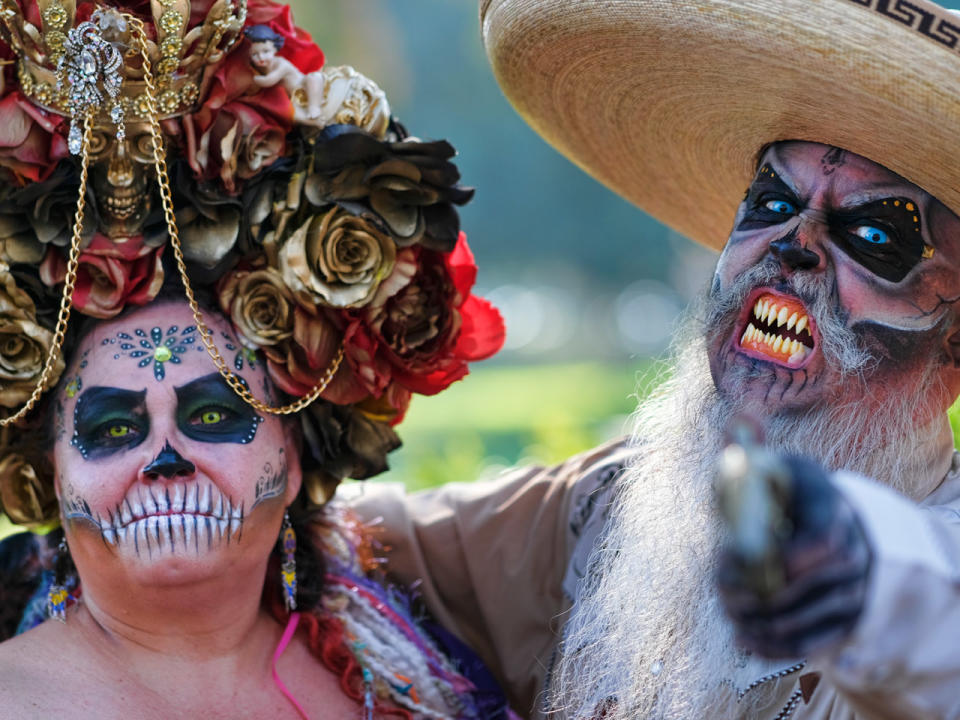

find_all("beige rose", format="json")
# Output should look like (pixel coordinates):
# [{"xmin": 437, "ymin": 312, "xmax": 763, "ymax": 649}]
[
  {"xmin": 0, "ymin": 267, "xmax": 64, "ymax": 408},
  {"xmin": 279, "ymin": 208, "xmax": 396, "ymax": 309},
  {"xmin": 218, "ymin": 266, "xmax": 295, "ymax": 348},
  {"xmin": 0, "ymin": 452, "xmax": 57, "ymax": 526}
]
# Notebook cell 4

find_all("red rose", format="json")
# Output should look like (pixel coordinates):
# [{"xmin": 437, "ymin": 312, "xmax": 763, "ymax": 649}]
[
  {"xmin": 343, "ymin": 233, "xmax": 505, "ymax": 396},
  {"xmin": 263, "ymin": 306, "xmax": 368, "ymax": 405},
  {"xmin": 183, "ymin": 51, "xmax": 293, "ymax": 194},
  {"xmin": 245, "ymin": 0, "xmax": 325, "ymax": 72},
  {"xmin": 0, "ymin": 91, "xmax": 68, "ymax": 185},
  {"xmin": 39, "ymin": 234, "xmax": 164, "ymax": 319}
]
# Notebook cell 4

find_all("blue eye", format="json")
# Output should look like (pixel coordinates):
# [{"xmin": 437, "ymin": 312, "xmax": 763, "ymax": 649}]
[
  {"xmin": 764, "ymin": 199, "xmax": 796, "ymax": 215},
  {"xmin": 853, "ymin": 225, "xmax": 889, "ymax": 245}
]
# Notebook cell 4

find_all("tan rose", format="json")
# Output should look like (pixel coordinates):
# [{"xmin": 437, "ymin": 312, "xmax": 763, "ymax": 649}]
[
  {"xmin": 279, "ymin": 207, "xmax": 396, "ymax": 309},
  {"xmin": 218, "ymin": 266, "xmax": 295, "ymax": 347},
  {"xmin": 0, "ymin": 452, "xmax": 57, "ymax": 526},
  {"xmin": 0, "ymin": 266, "xmax": 64, "ymax": 408}
]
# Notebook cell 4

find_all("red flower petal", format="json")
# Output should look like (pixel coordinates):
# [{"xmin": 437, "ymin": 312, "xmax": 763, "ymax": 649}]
[
  {"xmin": 445, "ymin": 231, "xmax": 477, "ymax": 301},
  {"xmin": 454, "ymin": 295, "xmax": 506, "ymax": 362},
  {"xmin": 342, "ymin": 320, "xmax": 392, "ymax": 397}
]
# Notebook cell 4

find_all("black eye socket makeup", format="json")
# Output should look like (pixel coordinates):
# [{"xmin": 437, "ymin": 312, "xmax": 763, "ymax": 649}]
[
  {"xmin": 71, "ymin": 387, "xmax": 149, "ymax": 460},
  {"xmin": 829, "ymin": 197, "xmax": 926, "ymax": 283},
  {"xmin": 174, "ymin": 373, "xmax": 263, "ymax": 444},
  {"xmin": 737, "ymin": 164, "xmax": 803, "ymax": 232}
]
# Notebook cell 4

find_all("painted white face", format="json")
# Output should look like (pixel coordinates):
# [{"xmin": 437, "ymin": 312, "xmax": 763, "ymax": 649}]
[{"xmin": 52, "ymin": 302, "xmax": 301, "ymax": 586}]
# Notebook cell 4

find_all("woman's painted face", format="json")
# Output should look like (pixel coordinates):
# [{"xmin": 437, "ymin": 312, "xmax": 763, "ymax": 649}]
[
  {"xmin": 708, "ymin": 141, "xmax": 960, "ymax": 416},
  {"xmin": 53, "ymin": 302, "xmax": 300, "ymax": 582}
]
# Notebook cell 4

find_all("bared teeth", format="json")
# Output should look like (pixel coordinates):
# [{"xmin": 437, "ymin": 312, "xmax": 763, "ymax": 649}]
[
  {"xmin": 788, "ymin": 344, "xmax": 808, "ymax": 364},
  {"xmin": 745, "ymin": 296, "xmax": 814, "ymax": 363}
]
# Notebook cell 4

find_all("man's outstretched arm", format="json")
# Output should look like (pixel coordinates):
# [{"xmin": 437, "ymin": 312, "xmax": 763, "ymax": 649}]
[{"xmin": 719, "ymin": 456, "xmax": 960, "ymax": 719}]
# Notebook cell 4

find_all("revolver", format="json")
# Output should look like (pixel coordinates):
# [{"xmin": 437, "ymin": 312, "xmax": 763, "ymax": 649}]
[{"xmin": 715, "ymin": 421, "xmax": 793, "ymax": 599}]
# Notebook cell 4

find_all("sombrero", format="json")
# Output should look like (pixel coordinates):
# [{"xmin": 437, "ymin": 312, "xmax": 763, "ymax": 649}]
[{"xmin": 480, "ymin": 0, "xmax": 960, "ymax": 250}]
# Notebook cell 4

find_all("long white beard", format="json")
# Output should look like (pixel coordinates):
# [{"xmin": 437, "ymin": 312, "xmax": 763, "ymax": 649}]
[{"xmin": 550, "ymin": 278, "xmax": 950, "ymax": 719}]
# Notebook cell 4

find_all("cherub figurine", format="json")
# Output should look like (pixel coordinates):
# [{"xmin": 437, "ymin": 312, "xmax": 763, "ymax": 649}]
[
  {"xmin": 245, "ymin": 25, "xmax": 390, "ymax": 137},
  {"xmin": 246, "ymin": 24, "xmax": 326, "ymax": 120}
]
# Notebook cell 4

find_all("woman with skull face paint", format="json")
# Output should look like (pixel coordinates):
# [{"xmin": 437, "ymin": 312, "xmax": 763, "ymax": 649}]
[{"xmin": 0, "ymin": 2, "xmax": 509, "ymax": 718}]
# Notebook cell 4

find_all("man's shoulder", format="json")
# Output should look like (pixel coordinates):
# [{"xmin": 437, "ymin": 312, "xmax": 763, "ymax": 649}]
[
  {"xmin": 564, "ymin": 437, "xmax": 633, "ymax": 535},
  {"xmin": 561, "ymin": 439, "xmax": 634, "ymax": 601}
]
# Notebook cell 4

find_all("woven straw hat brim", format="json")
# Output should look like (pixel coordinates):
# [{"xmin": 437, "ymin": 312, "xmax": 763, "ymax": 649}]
[{"xmin": 481, "ymin": 0, "xmax": 960, "ymax": 251}]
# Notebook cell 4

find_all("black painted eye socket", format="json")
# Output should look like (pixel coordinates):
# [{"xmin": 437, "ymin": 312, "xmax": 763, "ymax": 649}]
[
  {"xmin": 71, "ymin": 387, "xmax": 149, "ymax": 459},
  {"xmin": 830, "ymin": 199, "xmax": 926, "ymax": 283},
  {"xmin": 737, "ymin": 192, "xmax": 802, "ymax": 232},
  {"xmin": 175, "ymin": 374, "xmax": 263, "ymax": 444}
]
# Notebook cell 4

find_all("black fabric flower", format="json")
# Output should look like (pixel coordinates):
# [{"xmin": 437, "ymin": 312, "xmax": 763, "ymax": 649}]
[
  {"xmin": 304, "ymin": 125, "xmax": 474, "ymax": 252},
  {"xmin": 299, "ymin": 399, "xmax": 401, "ymax": 489},
  {"xmin": 0, "ymin": 161, "xmax": 97, "ymax": 264}
]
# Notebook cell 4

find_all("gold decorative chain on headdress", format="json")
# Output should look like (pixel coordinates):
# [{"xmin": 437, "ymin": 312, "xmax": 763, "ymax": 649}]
[{"xmin": 0, "ymin": 7, "xmax": 344, "ymax": 427}]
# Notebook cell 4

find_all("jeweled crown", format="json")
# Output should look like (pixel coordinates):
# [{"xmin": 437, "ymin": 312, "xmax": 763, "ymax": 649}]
[{"xmin": 0, "ymin": 0, "xmax": 246, "ymax": 124}]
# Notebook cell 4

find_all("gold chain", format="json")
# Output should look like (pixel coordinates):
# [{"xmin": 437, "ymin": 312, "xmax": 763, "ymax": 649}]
[
  {"xmin": 0, "ymin": 109, "xmax": 92, "ymax": 427},
  {"xmin": 2, "ymin": 17, "xmax": 342, "ymax": 425},
  {"xmin": 129, "ymin": 16, "xmax": 342, "ymax": 415}
]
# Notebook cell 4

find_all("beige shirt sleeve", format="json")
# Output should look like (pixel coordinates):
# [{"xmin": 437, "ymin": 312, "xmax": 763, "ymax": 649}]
[
  {"xmin": 812, "ymin": 467, "xmax": 960, "ymax": 719},
  {"xmin": 345, "ymin": 438, "xmax": 632, "ymax": 719}
]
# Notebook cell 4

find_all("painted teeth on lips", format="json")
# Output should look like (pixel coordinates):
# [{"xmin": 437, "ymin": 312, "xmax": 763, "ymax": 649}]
[{"xmin": 739, "ymin": 294, "xmax": 814, "ymax": 366}]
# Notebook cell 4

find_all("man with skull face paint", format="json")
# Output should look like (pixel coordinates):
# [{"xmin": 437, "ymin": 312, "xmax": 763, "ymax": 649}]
[{"xmin": 346, "ymin": 1, "xmax": 960, "ymax": 718}]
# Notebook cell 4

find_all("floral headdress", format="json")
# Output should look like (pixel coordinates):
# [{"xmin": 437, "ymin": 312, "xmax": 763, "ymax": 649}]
[{"xmin": 0, "ymin": 0, "xmax": 505, "ymax": 526}]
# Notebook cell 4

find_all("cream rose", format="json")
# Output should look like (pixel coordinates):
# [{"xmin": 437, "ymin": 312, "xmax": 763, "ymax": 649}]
[
  {"xmin": 218, "ymin": 266, "xmax": 295, "ymax": 347},
  {"xmin": 0, "ymin": 267, "xmax": 63, "ymax": 408},
  {"xmin": 0, "ymin": 452, "xmax": 57, "ymax": 526},
  {"xmin": 279, "ymin": 207, "xmax": 396, "ymax": 309}
]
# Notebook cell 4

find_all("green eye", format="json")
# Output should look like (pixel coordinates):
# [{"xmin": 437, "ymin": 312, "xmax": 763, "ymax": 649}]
[
  {"xmin": 200, "ymin": 410, "xmax": 222, "ymax": 425},
  {"xmin": 107, "ymin": 424, "xmax": 132, "ymax": 438}
]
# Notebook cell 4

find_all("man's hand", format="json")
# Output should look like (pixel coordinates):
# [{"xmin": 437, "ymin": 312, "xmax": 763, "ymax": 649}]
[{"xmin": 717, "ymin": 455, "xmax": 873, "ymax": 658}]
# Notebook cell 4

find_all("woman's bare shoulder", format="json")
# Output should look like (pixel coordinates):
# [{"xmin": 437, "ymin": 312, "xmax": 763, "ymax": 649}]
[{"xmin": 0, "ymin": 620, "xmax": 81, "ymax": 716}]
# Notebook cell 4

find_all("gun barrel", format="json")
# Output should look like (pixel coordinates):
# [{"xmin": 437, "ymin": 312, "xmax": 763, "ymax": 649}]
[{"xmin": 716, "ymin": 436, "xmax": 791, "ymax": 597}]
